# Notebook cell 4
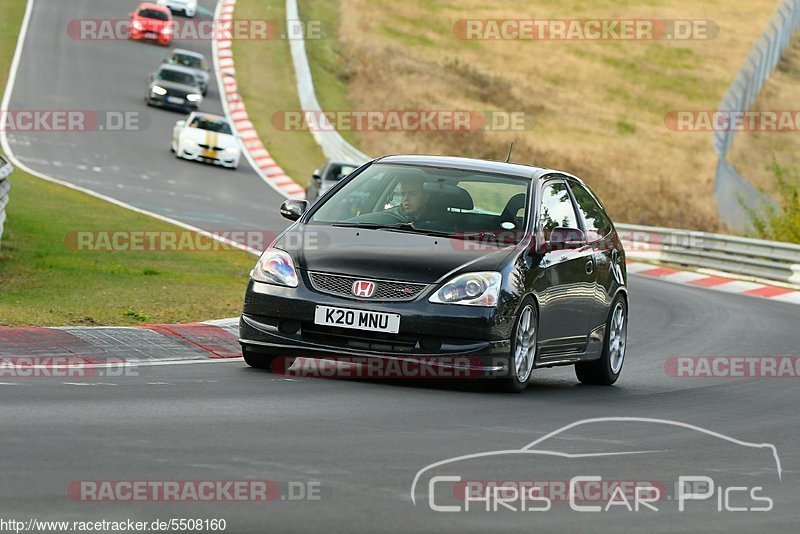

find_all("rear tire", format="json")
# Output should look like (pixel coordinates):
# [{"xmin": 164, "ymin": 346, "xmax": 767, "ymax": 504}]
[{"xmin": 575, "ymin": 295, "xmax": 627, "ymax": 385}]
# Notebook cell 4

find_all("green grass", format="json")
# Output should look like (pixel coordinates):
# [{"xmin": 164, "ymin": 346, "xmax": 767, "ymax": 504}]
[
  {"xmin": 299, "ymin": 0, "xmax": 360, "ymax": 146},
  {"xmin": 232, "ymin": 0, "xmax": 326, "ymax": 185},
  {"xmin": 0, "ymin": 0, "xmax": 257, "ymax": 326},
  {"xmin": 0, "ymin": 174, "xmax": 257, "ymax": 326}
]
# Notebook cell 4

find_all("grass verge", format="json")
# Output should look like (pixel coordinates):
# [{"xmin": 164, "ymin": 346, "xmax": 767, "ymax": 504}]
[
  {"xmin": 0, "ymin": 0, "xmax": 256, "ymax": 326},
  {"xmin": 232, "ymin": 0, "xmax": 325, "ymax": 187}
]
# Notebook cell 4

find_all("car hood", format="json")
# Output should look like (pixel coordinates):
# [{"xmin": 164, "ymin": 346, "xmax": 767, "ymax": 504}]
[
  {"xmin": 179, "ymin": 127, "xmax": 236, "ymax": 148},
  {"xmin": 277, "ymin": 225, "xmax": 517, "ymax": 284},
  {"xmin": 134, "ymin": 17, "xmax": 169, "ymax": 31}
]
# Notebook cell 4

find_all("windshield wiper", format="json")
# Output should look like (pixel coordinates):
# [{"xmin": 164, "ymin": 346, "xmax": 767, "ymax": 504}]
[{"xmin": 330, "ymin": 222, "xmax": 453, "ymax": 237}]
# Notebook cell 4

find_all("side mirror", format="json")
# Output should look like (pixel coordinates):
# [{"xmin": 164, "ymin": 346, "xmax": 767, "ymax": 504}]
[
  {"xmin": 280, "ymin": 199, "xmax": 308, "ymax": 221},
  {"xmin": 546, "ymin": 227, "xmax": 586, "ymax": 250},
  {"xmin": 129, "ymin": 12, "xmax": 134, "ymax": 18},
  {"xmin": 312, "ymin": 170, "xmax": 322, "ymax": 183}
]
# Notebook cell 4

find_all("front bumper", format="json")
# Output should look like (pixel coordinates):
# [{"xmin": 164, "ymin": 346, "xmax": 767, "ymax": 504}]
[
  {"xmin": 147, "ymin": 94, "xmax": 198, "ymax": 112},
  {"xmin": 130, "ymin": 29, "xmax": 171, "ymax": 44},
  {"xmin": 179, "ymin": 146, "xmax": 239, "ymax": 168},
  {"xmin": 240, "ymin": 276, "xmax": 516, "ymax": 375}
]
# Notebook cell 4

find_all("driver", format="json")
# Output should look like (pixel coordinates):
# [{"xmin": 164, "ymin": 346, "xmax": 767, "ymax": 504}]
[{"xmin": 399, "ymin": 176, "xmax": 433, "ymax": 225}]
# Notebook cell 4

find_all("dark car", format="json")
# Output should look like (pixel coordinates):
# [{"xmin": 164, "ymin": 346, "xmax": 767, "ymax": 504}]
[
  {"xmin": 240, "ymin": 155, "xmax": 628, "ymax": 392},
  {"xmin": 162, "ymin": 48, "xmax": 210, "ymax": 95},
  {"xmin": 305, "ymin": 160, "xmax": 359, "ymax": 203},
  {"xmin": 145, "ymin": 65, "xmax": 203, "ymax": 113}
]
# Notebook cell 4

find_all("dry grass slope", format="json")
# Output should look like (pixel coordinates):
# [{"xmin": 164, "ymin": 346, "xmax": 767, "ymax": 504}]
[{"xmin": 326, "ymin": 0, "xmax": 781, "ymax": 231}]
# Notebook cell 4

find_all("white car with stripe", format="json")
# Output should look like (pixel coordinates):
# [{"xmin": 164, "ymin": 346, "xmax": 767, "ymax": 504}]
[{"xmin": 171, "ymin": 112, "xmax": 241, "ymax": 170}]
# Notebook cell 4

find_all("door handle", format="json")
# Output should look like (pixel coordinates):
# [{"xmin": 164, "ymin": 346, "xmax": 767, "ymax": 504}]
[{"xmin": 585, "ymin": 260, "xmax": 594, "ymax": 275}]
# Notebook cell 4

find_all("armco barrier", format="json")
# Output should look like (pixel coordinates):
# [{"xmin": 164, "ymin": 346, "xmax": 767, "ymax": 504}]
[
  {"xmin": 618, "ymin": 223, "xmax": 800, "ymax": 285},
  {"xmin": 713, "ymin": 0, "xmax": 800, "ymax": 229},
  {"xmin": 0, "ymin": 154, "xmax": 12, "ymax": 247},
  {"xmin": 286, "ymin": 0, "xmax": 369, "ymax": 164}
]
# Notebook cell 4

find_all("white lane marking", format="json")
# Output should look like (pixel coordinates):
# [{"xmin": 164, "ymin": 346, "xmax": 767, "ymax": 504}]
[
  {"xmin": 62, "ymin": 382, "xmax": 116, "ymax": 386},
  {"xmin": 17, "ymin": 156, "xmax": 50, "ymax": 166},
  {"xmin": 92, "ymin": 166, "xmax": 102, "ymax": 173},
  {"xmin": 661, "ymin": 271, "xmax": 708, "ymax": 284},
  {"xmin": 772, "ymin": 291, "xmax": 800, "ymax": 305},
  {"xmin": 712, "ymin": 280, "xmax": 765, "ymax": 294},
  {"xmin": 625, "ymin": 262, "xmax": 658, "ymax": 274}
]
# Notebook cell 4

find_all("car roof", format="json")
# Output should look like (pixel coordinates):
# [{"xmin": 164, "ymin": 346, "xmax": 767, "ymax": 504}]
[
  {"xmin": 158, "ymin": 64, "xmax": 198, "ymax": 76},
  {"xmin": 374, "ymin": 154, "xmax": 567, "ymax": 181},
  {"xmin": 170, "ymin": 49, "xmax": 205, "ymax": 59}
]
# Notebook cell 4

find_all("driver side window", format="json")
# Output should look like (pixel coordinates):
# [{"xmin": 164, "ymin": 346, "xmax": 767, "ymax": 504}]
[{"xmin": 538, "ymin": 182, "xmax": 579, "ymax": 241}]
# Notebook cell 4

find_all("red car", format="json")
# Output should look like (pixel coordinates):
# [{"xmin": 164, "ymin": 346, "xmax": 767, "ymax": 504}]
[{"xmin": 129, "ymin": 3, "xmax": 173, "ymax": 46}]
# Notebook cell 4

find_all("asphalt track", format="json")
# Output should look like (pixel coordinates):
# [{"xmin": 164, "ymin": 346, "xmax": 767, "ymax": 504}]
[{"xmin": 2, "ymin": 0, "xmax": 800, "ymax": 532}]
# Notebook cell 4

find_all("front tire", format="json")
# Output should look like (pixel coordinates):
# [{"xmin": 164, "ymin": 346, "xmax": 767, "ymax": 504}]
[
  {"xmin": 242, "ymin": 348, "xmax": 276, "ymax": 371},
  {"xmin": 496, "ymin": 298, "xmax": 538, "ymax": 393},
  {"xmin": 575, "ymin": 295, "xmax": 627, "ymax": 385}
]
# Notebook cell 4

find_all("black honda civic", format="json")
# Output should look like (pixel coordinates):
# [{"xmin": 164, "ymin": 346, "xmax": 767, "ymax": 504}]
[{"xmin": 240, "ymin": 155, "xmax": 628, "ymax": 392}]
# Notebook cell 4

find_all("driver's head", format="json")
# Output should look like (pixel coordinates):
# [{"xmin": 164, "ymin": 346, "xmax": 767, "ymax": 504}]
[{"xmin": 400, "ymin": 176, "xmax": 430, "ymax": 218}]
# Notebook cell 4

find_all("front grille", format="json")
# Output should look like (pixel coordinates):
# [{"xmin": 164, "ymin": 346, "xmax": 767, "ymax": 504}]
[{"xmin": 308, "ymin": 272, "xmax": 428, "ymax": 302}]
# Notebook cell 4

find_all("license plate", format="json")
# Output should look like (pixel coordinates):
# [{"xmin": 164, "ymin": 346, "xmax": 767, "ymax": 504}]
[
  {"xmin": 314, "ymin": 306, "xmax": 400, "ymax": 334},
  {"xmin": 145, "ymin": 32, "xmax": 157, "ymax": 39},
  {"xmin": 166, "ymin": 96, "xmax": 184, "ymax": 105}
]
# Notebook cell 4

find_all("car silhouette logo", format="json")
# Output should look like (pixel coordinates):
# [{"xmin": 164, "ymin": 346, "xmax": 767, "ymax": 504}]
[{"xmin": 352, "ymin": 280, "xmax": 376, "ymax": 298}]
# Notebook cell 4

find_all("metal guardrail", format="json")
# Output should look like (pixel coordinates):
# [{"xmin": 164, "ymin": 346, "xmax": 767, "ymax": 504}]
[
  {"xmin": 617, "ymin": 223, "xmax": 800, "ymax": 285},
  {"xmin": 713, "ymin": 0, "xmax": 800, "ymax": 229},
  {"xmin": 286, "ymin": 0, "xmax": 370, "ymax": 164},
  {"xmin": 0, "ymin": 155, "xmax": 12, "ymax": 247}
]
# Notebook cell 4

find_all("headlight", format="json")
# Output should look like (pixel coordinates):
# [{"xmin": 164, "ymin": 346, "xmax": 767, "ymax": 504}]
[
  {"xmin": 183, "ymin": 138, "xmax": 199, "ymax": 149},
  {"xmin": 251, "ymin": 249, "xmax": 298, "ymax": 287},
  {"xmin": 151, "ymin": 85, "xmax": 168, "ymax": 96},
  {"xmin": 186, "ymin": 94, "xmax": 202, "ymax": 103},
  {"xmin": 429, "ymin": 272, "xmax": 502, "ymax": 306},
  {"xmin": 161, "ymin": 25, "xmax": 173, "ymax": 35},
  {"xmin": 224, "ymin": 146, "xmax": 240, "ymax": 155},
  {"xmin": 132, "ymin": 20, "xmax": 144, "ymax": 30}
]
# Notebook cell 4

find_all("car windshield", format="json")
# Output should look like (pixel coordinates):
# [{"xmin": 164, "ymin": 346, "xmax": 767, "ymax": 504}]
[
  {"xmin": 311, "ymin": 162, "xmax": 530, "ymax": 239},
  {"xmin": 173, "ymin": 54, "xmax": 205, "ymax": 70},
  {"xmin": 189, "ymin": 117, "xmax": 233, "ymax": 135},
  {"xmin": 138, "ymin": 9, "xmax": 169, "ymax": 21},
  {"xmin": 157, "ymin": 69, "xmax": 197, "ymax": 86},
  {"xmin": 326, "ymin": 164, "xmax": 358, "ymax": 182}
]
